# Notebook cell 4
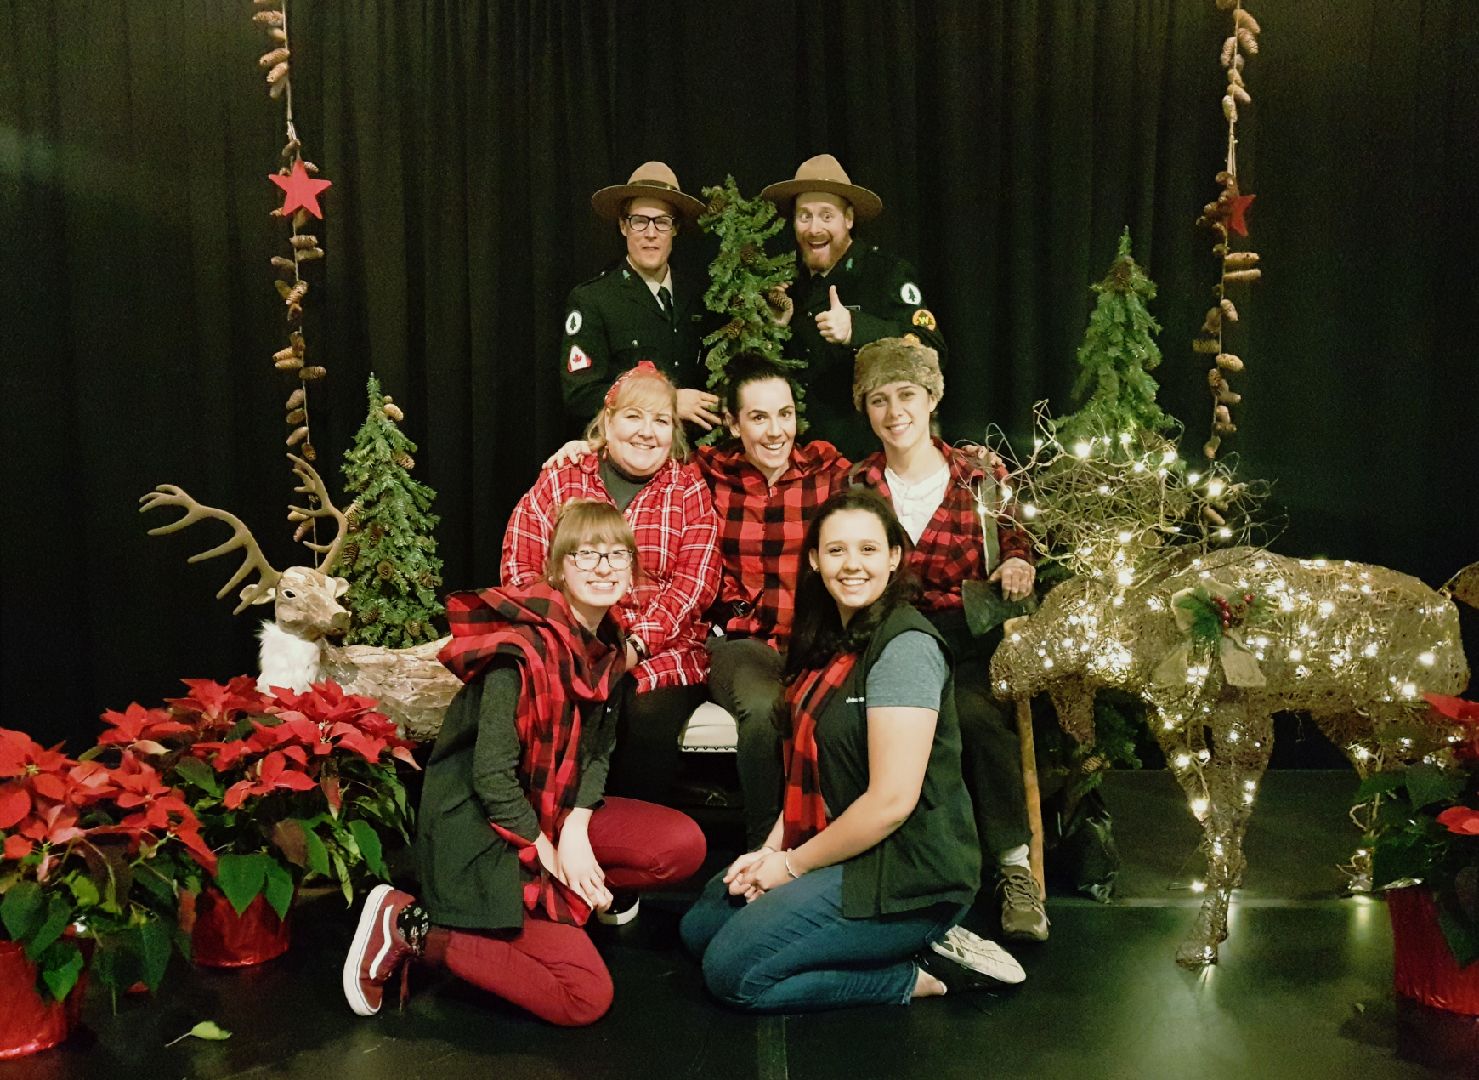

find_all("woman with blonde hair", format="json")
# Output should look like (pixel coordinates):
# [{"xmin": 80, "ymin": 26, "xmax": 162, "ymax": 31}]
[
  {"xmin": 344, "ymin": 500, "xmax": 705, "ymax": 1026},
  {"xmin": 503, "ymin": 363, "xmax": 720, "ymax": 914}
]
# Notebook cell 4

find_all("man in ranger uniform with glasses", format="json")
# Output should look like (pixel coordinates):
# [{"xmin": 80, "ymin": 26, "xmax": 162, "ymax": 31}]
[{"xmin": 559, "ymin": 162, "xmax": 722, "ymax": 436}]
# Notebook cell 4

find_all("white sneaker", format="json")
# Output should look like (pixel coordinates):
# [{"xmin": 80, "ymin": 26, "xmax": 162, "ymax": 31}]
[{"xmin": 931, "ymin": 925, "xmax": 1026, "ymax": 985}]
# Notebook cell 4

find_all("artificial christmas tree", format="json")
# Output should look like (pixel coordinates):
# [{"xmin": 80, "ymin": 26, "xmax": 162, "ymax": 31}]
[
  {"xmin": 339, "ymin": 375, "xmax": 444, "ymax": 647},
  {"xmin": 1054, "ymin": 228, "xmax": 1174, "ymax": 450}
]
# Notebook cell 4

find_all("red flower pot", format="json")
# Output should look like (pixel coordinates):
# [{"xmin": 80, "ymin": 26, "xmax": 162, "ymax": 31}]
[
  {"xmin": 1389, "ymin": 886, "xmax": 1479, "ymax": 1016},
  {"xmin": 190, "ymin": 888, "xmax": 293, "ymax": 968},
  {"xmin": 0, "ymin": 940, "xmax": 87, "ymax": 1059}
]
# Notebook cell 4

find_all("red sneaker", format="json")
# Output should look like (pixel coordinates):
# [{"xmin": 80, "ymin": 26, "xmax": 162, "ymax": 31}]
[{"xmin": 342, "ymin": 884, "xmax": 427, "ymax": 1016}]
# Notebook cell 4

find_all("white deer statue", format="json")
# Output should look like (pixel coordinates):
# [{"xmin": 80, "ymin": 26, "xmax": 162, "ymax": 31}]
[{"xmin": 141, "ymin": 454, "xmax": 460, "ymax": 739}]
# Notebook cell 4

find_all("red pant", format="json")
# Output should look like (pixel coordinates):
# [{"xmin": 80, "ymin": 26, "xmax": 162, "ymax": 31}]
[{"xmin": 433, "ymin": 797, "xmax": 704, "ymax": 1026}]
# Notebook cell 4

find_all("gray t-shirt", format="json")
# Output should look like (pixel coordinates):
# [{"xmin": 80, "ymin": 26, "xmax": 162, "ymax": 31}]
[{"xmin": 864, "ymin": 629, "xmax": 947, "ymax": 710}]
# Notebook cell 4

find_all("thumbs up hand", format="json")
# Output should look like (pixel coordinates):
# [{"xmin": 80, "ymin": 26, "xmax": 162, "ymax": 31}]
[{"xmin": 815, "ymin": 285, "xmax": 853, "ymax": 345}]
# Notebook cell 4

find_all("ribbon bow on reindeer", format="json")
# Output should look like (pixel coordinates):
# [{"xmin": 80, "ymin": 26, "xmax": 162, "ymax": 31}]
[{"xmin": 1152, "ymin": 581, "xmax": 1267, "ymax": 690}]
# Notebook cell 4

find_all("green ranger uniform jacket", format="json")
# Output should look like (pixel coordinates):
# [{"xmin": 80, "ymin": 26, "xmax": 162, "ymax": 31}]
[
  {"xmin": 559, "ymin": 259, "xmax": 708, "ymax": 431},
  {"xmin": 787, "ymin": 243, "xmax": 947, "ymax": 459}
]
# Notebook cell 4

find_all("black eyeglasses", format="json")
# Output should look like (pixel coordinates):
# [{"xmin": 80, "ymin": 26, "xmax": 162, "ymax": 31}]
[
  {"xmin": 625, "ymin": 214, "xmax": 675, "ymax": 233},
  {"xmin": 566, "ymin": 548, "xmax": 635, "ymax": 571}
]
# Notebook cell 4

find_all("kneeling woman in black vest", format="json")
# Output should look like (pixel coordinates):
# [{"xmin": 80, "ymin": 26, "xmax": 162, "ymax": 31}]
[
  {"xmin": 680, "ymin": 489, "xmax": 1023, "ymax": 1011},
  {"xmin": 343, "ymin": 500, "xmax": 706, "ymax": 1026}
]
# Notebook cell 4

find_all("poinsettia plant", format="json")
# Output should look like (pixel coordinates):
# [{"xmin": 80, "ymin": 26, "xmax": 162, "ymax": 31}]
[
  {"xmin": 1357, "ymin": 693, "xmax": 1479, "ymax": 967},
  {"xmin": 88, "ymin": 677, "xmax": 418, "ymax": 924},
  {"xmin": 0, "ymin": 728, "xmax": 216, "ymax": 1002}
]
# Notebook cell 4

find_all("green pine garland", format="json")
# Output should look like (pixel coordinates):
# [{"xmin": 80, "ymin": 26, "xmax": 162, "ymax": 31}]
[
  {"xmin": 339, "ymin": 374, "xmax": 444, "ymax": 647},
  {"xmin": 698, "ymin": 176, "xmax": 799, "ymax": 431}
]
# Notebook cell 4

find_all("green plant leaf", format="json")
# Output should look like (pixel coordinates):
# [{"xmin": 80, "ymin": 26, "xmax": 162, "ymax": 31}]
[
  {"xmin": 38, "ymin": 940, "xmax": 84, "ymax": 1003},
  {"xmin": 1436, "ymin": 903, "xmax": 1479, "ymax": 969},
  {"xmin": 1353, "ymin": 771, "xmax": 1405, "ymax": 803},
  {"xmin": 1404, "ymin": 764, "xmax": 1465, "ymax": 810},
  {"xmin": 215, "ymin": 853, "xmax": 268, "ymax": 915},
  {"xmin": 262, "ymin": 859, "xmax": 295, "ymax": 921},
  {"xmin": 1, "ymin": 879, "xmax": 44, "ymax": 942},
  {"xmin": 300, "ymin": 824, "xmax": 330, "ymax": 878},
  {"xmin": 348, "ymin": 820, "xmax": 386, "ymax": 879},
  {"xmin": 66, "ymin": 872, "xmax": 101, "ymax": 909},
  {"xmin": 173, "ymin": 756, "xmax": 221, "ymax": 797},
  {"xmin": 138, "ymin": 917, "xmax": 173, "ymax": 991},
  {"xmin": 24, "ymin": 895, "xmax": 73, "ymax": 962},
  {"xmin": 166, "ymin": 1019, "xmax": 233, "ymax": 1046}
]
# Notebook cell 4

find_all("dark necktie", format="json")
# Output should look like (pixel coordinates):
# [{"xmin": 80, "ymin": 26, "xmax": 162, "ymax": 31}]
[{"xmin": 657, "ymin": 286, "xmax": 675, "ymax": 327}]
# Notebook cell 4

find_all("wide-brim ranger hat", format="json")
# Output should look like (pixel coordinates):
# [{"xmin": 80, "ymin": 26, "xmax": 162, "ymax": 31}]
[
  {"xmin": 591, "ymin": 161, "xmax": 706, "ymax": 222},
  {"xmin": 759, "ymin": 154, "xmax": 883, "ymax": 222}
]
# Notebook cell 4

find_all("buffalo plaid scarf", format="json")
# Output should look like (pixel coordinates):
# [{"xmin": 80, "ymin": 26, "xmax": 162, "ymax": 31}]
[
  {"xmin": 439, "ymin": 582, "xmax": 625, "ymax": 926},
  {"xmin": 780, "ymin": 651, "xmax": 859, "ymax": 850}
]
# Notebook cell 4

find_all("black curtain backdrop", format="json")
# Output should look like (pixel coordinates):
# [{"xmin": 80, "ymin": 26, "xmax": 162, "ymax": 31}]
[{"xmin": 3, "ymin": 1, "xmax": 1476, "ymax": 747}]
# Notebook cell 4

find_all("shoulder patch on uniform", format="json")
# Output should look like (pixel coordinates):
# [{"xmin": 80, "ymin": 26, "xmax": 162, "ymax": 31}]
[
  {"xmin": 911, "ymin": 308, "xmax": 936, "ymax": 331},
  {"xmin": 564, "ymin": 310, "xmax": 583, "ymax": 336},
  {"xmin": 567, "ymin": 345, "xmax": 592, "ymax": 372},
  {"xmin": 900, "ymin": 282, "xmax": 922, "ymax": 305}
]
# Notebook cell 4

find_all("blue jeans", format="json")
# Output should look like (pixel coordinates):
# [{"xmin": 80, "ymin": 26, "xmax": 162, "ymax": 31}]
[{"xmin": 679, "ymin": 864, "xmax": 963, "ymax": 1012}]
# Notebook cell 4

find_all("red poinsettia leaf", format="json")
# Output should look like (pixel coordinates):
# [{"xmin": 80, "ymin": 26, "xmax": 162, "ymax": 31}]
[
  {"xmin": 1436, "ymin": 806, "xmax": 1479, "ymax": 835},
  {"xmin": 321, "ymin": 774, "xmax": 342, "ymax": 813},
  {"xmin": 278, "ymin": 744, "xmax": 309, "ymax": 766},
  {"xmin": 1426, "ymin": 694, "xmax": 1479, "ymax": 723},
  {"xmin": 222, "ymin": 779, "xmax": 261, "ymax": 811},
  {"xmin": 271, "ymin": 769, "xmax": 317, "ymax": 793},
  {"xmin": 2, "ymin": 833, "xmax": 32, "ymax": 860},
  {"xmin": 0, "ymin": 783, "xmax": 30, "ymax": 829},
  {"xmin": 31, "ymin": 773, "xmax": 68, "ymax": 801},
  {"xmin": 390, "ymin": 745, "xmax": 421, "ymax": 771},
  {"xmin": 131, "ymin": 740, "xmax": 170, "ymax": 756},
  {"xmin": 173, "ymin": 827, "xmax": 218, "ymax": 874},
  {"xmin": 334, "ymin": 729, "xmax": 385, "ymax": 764},
  {"xmin": 0, "ymin": 730, "xmax": 34, "ymax": 775}
]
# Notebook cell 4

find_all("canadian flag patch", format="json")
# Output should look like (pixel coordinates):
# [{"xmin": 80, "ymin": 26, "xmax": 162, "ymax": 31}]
[{"xmin": 567, "ymin": 345, "xmax": 592, "ymax": 372}]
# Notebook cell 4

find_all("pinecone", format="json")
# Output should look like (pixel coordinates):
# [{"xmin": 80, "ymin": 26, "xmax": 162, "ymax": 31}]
[
  {"xmin": 369, "ymin": 523, "xmax": 386, "ymax": 541},
  {"xmin": 376, "ymin": 560, "xmax": 395, "ymax": 580},
  {"xmin": 362, "ymin": 608, "xmax": 380, "ymax": 625},
  {"xmin": 722, "ymin": 318, "xmax": 744, "ymax": 339},
  {"xmin": 344, "ymin": 499, "xmax": 363, "ymax": 528},
  {"xmin": 405, "ymin": 620, "xmax": 423, "ymax": 639},
  {"xmin": 417, "ymin": 571, "xmax": 437, "ymax": 589},
  {"xmin": 706, "ymin": 194, "xmax": 729, "ymax": 216},
  {"xmin": 341, "ymin": 540, "xmax": 360, "ymax": 566},
  {"xmin": 394, "ymin": 451, "xmax": 415, "ymax": 471},
  {"xmin": 739, "ymin": 243, "xmax": 760, "ymax": 267}
]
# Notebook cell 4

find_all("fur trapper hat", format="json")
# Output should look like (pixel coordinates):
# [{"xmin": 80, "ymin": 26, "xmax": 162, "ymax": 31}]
[{"xmin": 852, "ymin": 336, "xmax": 944, "ymax": 411}]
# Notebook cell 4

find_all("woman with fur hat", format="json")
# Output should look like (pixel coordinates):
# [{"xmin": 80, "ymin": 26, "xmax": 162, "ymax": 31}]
[{"xmin": 848, "ymin": 337, "xmax": 1050, "ymax": 944}]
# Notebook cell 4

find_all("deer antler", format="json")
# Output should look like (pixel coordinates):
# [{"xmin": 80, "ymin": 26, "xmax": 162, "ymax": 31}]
[
  {"xmin": 140, "ymin": 485, "xmax": 283, "ymax": 613},
  {"xmin": 286, "ymin": 453, "xmax": 347, "ymax": 573}
]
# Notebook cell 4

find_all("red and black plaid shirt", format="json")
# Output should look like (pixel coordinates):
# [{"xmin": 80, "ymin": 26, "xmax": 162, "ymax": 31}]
[
  {"xmin": 439, "ymin": 582, "xmax": 626, "ymax": 926},
  {"xmin": 852, "ymin": 438, "xmax": 1034, "ymax": 614},
  {"xmin": 501, "ymin": 453, "xmax": 720, "ymax": 692},
  {"xmin": 692, "ymin": 440, "xmax": 852, "ymax": 649}
]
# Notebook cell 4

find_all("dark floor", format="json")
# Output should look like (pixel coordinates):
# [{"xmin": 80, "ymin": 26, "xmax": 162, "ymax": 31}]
[{"xmin": 10, "ymin": 771, "xmax": 1479, "ymax": 1080}]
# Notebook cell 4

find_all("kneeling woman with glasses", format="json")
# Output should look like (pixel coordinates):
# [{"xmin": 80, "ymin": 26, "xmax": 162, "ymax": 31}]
[
  {"xmin": 680, "ymin": 490, "xmax": 1024, "ymax": 1011},
  {"xmin": 344, "ymin": 500, "xmax": 705, "ymax": 1027}
]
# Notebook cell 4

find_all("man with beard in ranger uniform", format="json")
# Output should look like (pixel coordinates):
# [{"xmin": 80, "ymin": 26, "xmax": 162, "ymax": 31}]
[
  {"xmin": 760, "ymin": 155, "xmax": 947, "ymax": 459},
  {"xmin": 560, "ymin": 162, "xmax": 723, "ymax": 437}
]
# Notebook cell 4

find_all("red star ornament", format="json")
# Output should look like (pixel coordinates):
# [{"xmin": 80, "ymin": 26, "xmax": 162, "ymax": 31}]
[
  {"xmin": 1227, "ymin": 193, "xmax": 1255, "ymax": 237},
  {"xmin": 269, "ymin": 160, "xmax": 333, "ymax": 219}
]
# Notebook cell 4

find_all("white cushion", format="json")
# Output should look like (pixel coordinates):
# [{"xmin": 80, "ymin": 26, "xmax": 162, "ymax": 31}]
[{"xmin": 680, "ymin": 700, "xmax": 738, "ymax": 752}]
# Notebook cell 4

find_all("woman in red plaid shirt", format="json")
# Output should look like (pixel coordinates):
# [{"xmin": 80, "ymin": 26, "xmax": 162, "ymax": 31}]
[
  {"xmin": 502, "ymin": 364, "xmax": 720, "ymax": 860},
  {"xmin": 692, "ymin": 354, "xmax": 853, "ymax": 847},
  {"xmin": 849, "ymin": 337, "xmax": 1050, "ymax": 944}
]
